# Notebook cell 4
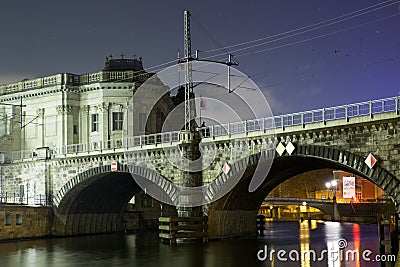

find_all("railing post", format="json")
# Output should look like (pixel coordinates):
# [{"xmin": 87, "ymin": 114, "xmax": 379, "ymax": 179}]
[
  {"xmin": 228, "ymin": 123, "xmax": 230, "ymax": 136},
  {"xmin": 281, "ymin": 116, "xmax": 284, "ymax": 130},
  {"xmin": 396, "ymin": 96, "xmax": 399, "ymax": 115},
  {"xmin": 301, "ymin": 112, "xmax": 305, "ymax": 128},
  {"xmin": 369, "ymin": 100, "xmax": 373, "ymax": 118},
  {"xmin": 244, "ymin": 120, "xmax": 248, "ymax": 134},
  {"xmin": 322, "ymin": 108, "xmax": 326, "ymax": 125},
  {"xmin": 345, "ymin": 105, "xmax": 349, "ymax": 122}
]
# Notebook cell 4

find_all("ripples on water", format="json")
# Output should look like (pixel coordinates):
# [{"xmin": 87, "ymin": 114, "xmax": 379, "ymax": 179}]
[{"xmin": 0, "ymin": 221, "xmax": 383, "ymax": 267}]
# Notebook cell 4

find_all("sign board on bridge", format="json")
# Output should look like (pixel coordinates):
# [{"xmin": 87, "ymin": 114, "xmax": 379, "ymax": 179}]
[
  {"xmin": 111, "ymin": 161, "xmax": 118, "ymax": 171},
  {"xmin": 342, "ymin": 176, "xmax": 355, "ymax": 199}
]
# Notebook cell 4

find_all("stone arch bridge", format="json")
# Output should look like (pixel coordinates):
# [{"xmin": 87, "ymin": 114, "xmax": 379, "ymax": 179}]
[{"xmin": 1, "ymin": 96, "xmax": 399, "ymax": 238}]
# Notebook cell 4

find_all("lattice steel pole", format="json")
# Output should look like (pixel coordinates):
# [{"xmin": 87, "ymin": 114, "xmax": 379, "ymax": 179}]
[{"xmin": 184, "ymin": 10, "xmax": 193, "ymax": 131}]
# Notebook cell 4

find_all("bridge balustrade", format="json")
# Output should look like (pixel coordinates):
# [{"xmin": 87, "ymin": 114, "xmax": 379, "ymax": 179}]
[
  {"xmin": 0, "ymin": 193, "xmax": 48, "ymax": 206},
  {"xmin": 1, "ymin": 96, "xmax": 399, "ymax": 162}
]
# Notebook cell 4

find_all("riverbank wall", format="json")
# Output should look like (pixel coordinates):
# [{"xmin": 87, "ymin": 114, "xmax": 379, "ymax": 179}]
[{"xmin": 0, "ymin": 205, "xmax": 53, "ymax": 241}]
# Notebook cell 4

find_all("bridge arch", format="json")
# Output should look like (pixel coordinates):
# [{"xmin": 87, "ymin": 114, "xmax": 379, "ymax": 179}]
[
  {"xmin": 261, "ymin": 198, "xmax": 336, "ymax": 219},
  {"xmin": 53, "ymin": 164, "xmax": 168, "ymax": 236},
  {"xmin": 208, "ymin": 144, "xmax": 399, "ymax": 238}
]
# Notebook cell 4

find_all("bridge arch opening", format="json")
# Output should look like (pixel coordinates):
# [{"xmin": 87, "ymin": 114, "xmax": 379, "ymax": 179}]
[
  {"xmin": 207, "ymin": 148, "xmax": 398, "ymax": 239},
  {"xmin": 53, "ymin": 167, "xmax": 163, "ymax": 236}
]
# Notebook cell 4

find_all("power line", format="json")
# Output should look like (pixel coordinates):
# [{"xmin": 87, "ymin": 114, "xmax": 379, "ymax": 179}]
[
  {"xmin": 2, "ymin": 1, "xmax": 398, "ymax": 88},
  {"xmin": 235, "ymin": 12, "xmax": 400, "ymax": 58},
  {"xmin": 202, "ymin": 0, "xmax": 400, "ymax": 55},
  {"xmin": 63, "ymin": 1, "xmax": 400, "ymax": 84},
  {"xmin": 201, "ymin": 1, "xmax": 400, "ymax": 60}
]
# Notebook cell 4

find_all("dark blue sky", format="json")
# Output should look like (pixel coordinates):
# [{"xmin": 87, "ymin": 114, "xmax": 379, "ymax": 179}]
[{"xmin": 0, "ymin": 0, "xmax": 399, "ymax": 114}]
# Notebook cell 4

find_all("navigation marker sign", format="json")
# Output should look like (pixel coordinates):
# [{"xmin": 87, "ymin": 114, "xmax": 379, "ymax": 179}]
[
  {"xmin": 364, "ymin": 153, "xmax": 377, "ymax": 169},
  {"xmin": 286, "ymin": 141, "xmax": 295, "ymax": 155},
  {"xmin": 111, "ymin": 161, "xmax": 118, "ymax": 171},
  {"xmin": 222, "ymin": 163, "xmax": 230, "ymax": 175},
  {"xmin": 276, "ymin": 143, "xmax": 286, "ymax": 156}
]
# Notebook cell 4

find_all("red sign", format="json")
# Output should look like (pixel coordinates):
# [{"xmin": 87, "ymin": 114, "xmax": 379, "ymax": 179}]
[
  {"xmin": 364, "ymin": 153, "xmax": 377, "ymax": 169},
  {"xmin": 111, "ymin": 161, "xmax": 118, "ymax": 171}
]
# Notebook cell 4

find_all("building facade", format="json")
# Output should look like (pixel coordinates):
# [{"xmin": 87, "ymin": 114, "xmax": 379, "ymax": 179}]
[{"xmin": 0, "ymin": 56, "xmax": 174, "ymax": 154}]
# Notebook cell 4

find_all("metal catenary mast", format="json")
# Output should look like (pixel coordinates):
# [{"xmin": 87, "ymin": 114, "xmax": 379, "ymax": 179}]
[{"xmin": 183, "ymin": 10, "xmax": 193, "ymax": 131}]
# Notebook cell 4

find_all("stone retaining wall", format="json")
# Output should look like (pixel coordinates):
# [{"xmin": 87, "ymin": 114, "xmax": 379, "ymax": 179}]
[{"xmin": 0, "ymin": 205, "xmax": 52, "ymax": 241}]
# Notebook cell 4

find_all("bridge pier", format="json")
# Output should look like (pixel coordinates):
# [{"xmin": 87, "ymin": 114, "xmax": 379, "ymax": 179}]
[
  {"xmin": 158, "ymin": 131, "xmax": 208, "ymax": 244},
  {"xmin": 333, "ymin": 198, "xmax": 341, "ymax": 221},
  {"xmin": 177, "ymin": 130, "xmax": 203, "ymax": 217},
  {"xmin": 208, "ymin": 209, "xmax": 256, "ymax": 239}
]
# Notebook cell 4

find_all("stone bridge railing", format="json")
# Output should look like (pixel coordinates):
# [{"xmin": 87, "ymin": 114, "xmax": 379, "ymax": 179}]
[{"xmin": 263, "ymin": 197, "xmax": 334, "ymax": 204}]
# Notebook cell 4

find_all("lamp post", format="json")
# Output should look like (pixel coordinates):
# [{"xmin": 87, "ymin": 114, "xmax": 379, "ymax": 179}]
[
  {"xmin": 325, "ymin": 180, "xmax": 337, "ymax": 201},
  {"xmin": 325, "ymin": 182, "xmax": 331, "ymax": 200},
  {"xmin": 331, "ymin": 180, "xmax": 337, "ymax": 201}
]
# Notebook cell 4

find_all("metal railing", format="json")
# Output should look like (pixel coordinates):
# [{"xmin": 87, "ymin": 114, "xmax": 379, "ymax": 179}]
[
  {"xmin": 53, "ymin": 131, "xmax": 181, "ymax": 156},
  {"xmin": 1, "ymin": 96, "xmax": 399, "ymax": 162},
  {"xmin": 203, "ymin": 96, "xmax": 399, "ymax": 137},
  {"xmin": 263, "ymin": 197, "xmax": 331, "ymax": 204},
  {"xmin": 0, "ymin": 193, "xmax": 48, "ymax": 206}
]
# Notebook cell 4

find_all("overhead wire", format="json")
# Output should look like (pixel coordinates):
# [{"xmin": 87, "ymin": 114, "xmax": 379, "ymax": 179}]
[
  {"xmin": 97, "ymin": 0, "xmax": 400, "ymax": 84},
  {"xmin": 79, "ymin": 0, "xmax": 400, "ymax": 84},
  {"xmin": 235, "ymin": 12, "xmax": 400, "ymax": 58},
  {"xmin": 202, "ymin": 1, "xmax": 400, "ymax": 60},
  {"xmin": 202, "ymin": 0, "xmax": 400, "ymax": 55},
  {"xmin": 1, "ymin": 1, "xmax": 398, "ymax": 88}
]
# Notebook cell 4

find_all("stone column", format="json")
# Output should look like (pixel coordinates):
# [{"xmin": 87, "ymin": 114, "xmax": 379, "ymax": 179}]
[
  {"xmin": 80, "ymin": 105, "xmax": 90, "ymax": 144},
  {"xmin": 177, "ymin": 130, "xmax": 203, "ymax": 217},
  {"xmin": 36, "ymin": 108, "xmax": 45, "ymax": 147},
  {"xmin": 95, "ymin": 102, "xmax": 109, "ymax": 147},
  {"xmin": 56, "ymin": 104, "xmax": 73, "ymax": 146}
]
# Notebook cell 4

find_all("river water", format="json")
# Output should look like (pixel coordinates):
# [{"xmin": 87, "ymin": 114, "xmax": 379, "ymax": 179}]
[{"xmin": 0, "ymin": 221, "xmax": 393, "ymax": 267}]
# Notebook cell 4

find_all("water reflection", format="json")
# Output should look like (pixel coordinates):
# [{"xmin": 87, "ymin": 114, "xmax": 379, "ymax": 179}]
[
  {"xmin": 353, "ymin": 224, "xmax": 361, "ymax": 267},
  {"xmin": 0, "ymin": 222, "xmax": 381, "ymax": 267},
  {"xmin": 299, "ymin": 221, "xmax": 311, "ymax": 267},
  {"xmin": 324, "ymin": 222, "xmax": 342, "ymax": 267}
]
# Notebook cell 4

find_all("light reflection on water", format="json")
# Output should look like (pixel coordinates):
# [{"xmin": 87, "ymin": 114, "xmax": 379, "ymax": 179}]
[{"xmin": 0, "ymin": 221, "xmax": 382, "ymax": 267}]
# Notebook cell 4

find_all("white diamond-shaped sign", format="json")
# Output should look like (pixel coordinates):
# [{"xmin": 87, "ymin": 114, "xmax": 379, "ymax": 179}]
[
  {"xmin": 286, "ymin": 142, "xmax": 295, "ymax": 155},
  {"xmin": 276, "ymin": 142, "xmax": 286, "ymax": 156},
  {"xmin": 222, "ymin": 163, "xmax": 230, "ymax": 175},
  {"xmin": 365, "ymin": 153, "xmax": 377, "ymax": 169}
]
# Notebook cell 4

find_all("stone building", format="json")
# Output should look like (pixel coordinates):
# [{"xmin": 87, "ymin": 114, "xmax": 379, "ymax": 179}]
[{"xmin": 0, "ymin": 56, "xmax": 174, "ymax": 155}]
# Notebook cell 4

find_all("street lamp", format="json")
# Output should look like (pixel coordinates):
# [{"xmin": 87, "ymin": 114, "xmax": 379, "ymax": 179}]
[
  {"xmin": 325, "ymin": 180, "xmax": 337, "ymax": 201},
  {"xmin": 330, "ymin": 180, "xmax": 337, "ymax": 200},
  {"xmin": 325, "ymin": 182, "xmax": 331, "ymax": 199}
]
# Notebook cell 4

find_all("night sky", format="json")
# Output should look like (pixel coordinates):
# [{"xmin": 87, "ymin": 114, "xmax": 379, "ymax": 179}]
[{"xmin": 0, "ymin": 0, "xmax": 399, "ymax": 115}]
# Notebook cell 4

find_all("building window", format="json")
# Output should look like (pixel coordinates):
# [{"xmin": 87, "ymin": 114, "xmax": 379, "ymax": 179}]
[
  {"xmin": 16, "ymin": 214, "xmax": 22, "ymax": 225},
  {"xmin": 73, "ymin": 125, "xmax": 78, "ymax": 135},
  {"xmin": 112, "ymin": 112, "xmax": 123, "ymax": 131},
  {"xmin": 92, "ymin": 114, "xmax": 99, "ymax": 132},
  {"xmin": 5, "ymin": 213, "xmax": 11, "ymax": 226}
]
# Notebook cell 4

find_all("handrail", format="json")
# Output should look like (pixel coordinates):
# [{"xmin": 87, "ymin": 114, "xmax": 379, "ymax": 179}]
[
  {"xmin": 1, "ymin": 96, "xmax": 399, "ymax": 162},
  {"xmin": 263, "ymin": 197, "xmax": 331, "ymax": 203}
]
